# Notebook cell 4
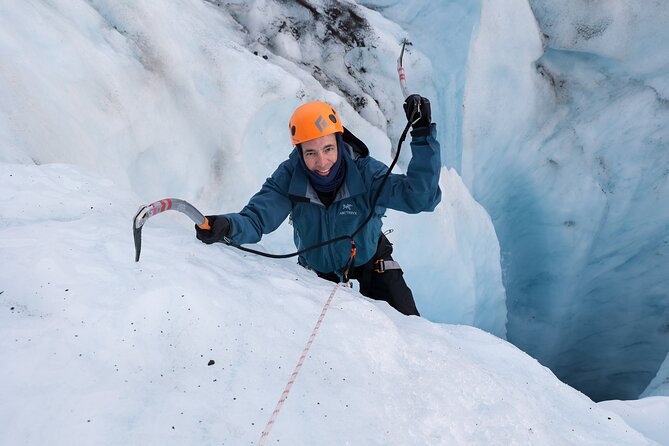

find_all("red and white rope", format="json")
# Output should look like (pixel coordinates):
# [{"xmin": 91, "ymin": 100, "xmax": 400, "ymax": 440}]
[{"xmin": 258, "ymin": 283, "xmax": 341, "ymax": 445}]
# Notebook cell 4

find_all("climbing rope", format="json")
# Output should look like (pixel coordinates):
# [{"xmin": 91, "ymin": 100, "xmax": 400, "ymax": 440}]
[{"xmin": 258, "ymin": 282, "xmax": 342, "ymax": 445}]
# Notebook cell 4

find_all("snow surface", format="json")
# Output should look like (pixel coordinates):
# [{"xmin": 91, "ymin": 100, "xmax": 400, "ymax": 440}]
[
  {"xmin": 600, "ymin": 397, "xmax": 669, "ymax": 446},
  {"xmin": 0, "ymin": 161, "xmax": 656, "ymax": 445},
  {"xmin": 1, "ymin": 0, "xmax": 668, "ymax": 443}
]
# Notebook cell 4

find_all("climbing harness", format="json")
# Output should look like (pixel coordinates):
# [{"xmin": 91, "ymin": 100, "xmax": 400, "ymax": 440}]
[{"xmin": 373, "ymin": 259, "xmax": 402, "ymax": 274}]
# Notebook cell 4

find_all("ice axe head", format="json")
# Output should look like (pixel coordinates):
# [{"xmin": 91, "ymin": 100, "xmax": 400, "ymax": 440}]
[
  {"xmin": 133, "ymin": 205, "xmax": 149, "ymax": 262},
  {"xmin": 132, "ymin": 199, "xmax": 210, "ymax": 262}
]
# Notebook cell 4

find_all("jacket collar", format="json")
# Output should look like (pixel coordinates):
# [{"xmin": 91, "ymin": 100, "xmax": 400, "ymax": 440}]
[{"xmin": 288, "ymin": 142, "xmax": 367, "ymax": 202}]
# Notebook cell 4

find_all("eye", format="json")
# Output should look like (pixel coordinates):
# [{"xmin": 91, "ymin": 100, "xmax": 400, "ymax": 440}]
[{"xmin": 324, "ymin": 146, "xmax": 335, "ymax": 153}]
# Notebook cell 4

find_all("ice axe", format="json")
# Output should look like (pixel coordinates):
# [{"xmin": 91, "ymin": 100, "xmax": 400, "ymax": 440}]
[{"xmin": 133, "ymin": 198, "xmax": 210, "ymax": 262}]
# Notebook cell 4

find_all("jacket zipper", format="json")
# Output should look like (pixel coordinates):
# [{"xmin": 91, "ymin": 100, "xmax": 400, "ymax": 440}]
[{"xmin": 324, "ymin": 207, "xmax": 339, "ymax": 272}]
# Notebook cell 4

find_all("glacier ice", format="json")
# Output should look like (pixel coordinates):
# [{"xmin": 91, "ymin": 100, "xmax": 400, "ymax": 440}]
[
  {"xmin": 1, "ymin": 0, "xmax": 667, "ymax": 404},
  {"xmin": 462, "ymin": 0, "xmax": 669, "ymax": 400}
]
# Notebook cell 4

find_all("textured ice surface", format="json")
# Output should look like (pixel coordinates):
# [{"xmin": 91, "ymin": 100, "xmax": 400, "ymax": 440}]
[{"xmin": 462, "ymin": 0, "xmax": 669, "ymax": 400}]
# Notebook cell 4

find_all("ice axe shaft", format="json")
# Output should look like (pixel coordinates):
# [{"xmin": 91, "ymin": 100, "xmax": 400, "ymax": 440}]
[
  {"xmin": 396, "ymin": 38, "xmax": 424, "ymax": 126},
  {"xmin": 397, "ymin": 38, "xmax": 411, "ymax": 99},
  {"xmin": 133, "ymin": 198, "xmax": 210, "ymax": 262}
]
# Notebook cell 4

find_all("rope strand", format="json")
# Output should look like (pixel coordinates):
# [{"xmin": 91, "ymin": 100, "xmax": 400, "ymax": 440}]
[{"xmin": 258, "ymin": 283, "xmax": 341, "ymax": 445}]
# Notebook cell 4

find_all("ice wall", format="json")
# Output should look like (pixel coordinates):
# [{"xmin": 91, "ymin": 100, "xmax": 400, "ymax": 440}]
[
  {"xmin": 642, "ymin": 353, "xmax": 669, "ymax": 398},
  {"xmin": 463, "ymin": 0, "xmax": 669, "ymax": 400},
  {"xmin": 357, "ymin": 0, "xmax": 483, "ymax": 170}
]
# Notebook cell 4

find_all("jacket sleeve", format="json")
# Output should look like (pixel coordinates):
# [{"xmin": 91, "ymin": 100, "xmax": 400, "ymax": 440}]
[
  {"xmin": 223, "ymin": 161, "xmax": 293, "ymax": 245},
  {"xmin": 368, "ymin": 124, "xmax": 442, "ymax": 213}
]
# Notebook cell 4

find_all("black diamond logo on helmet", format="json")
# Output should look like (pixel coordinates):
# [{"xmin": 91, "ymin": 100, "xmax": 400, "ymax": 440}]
[{"xmin": 314, "ymin": 115, "xmax": 327, "ymax": 132}]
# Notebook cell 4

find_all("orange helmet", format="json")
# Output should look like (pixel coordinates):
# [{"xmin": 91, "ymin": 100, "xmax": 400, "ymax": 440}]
[{"xmin": 288, "ymin": 101, "xmax": 344, "ymax": 145}]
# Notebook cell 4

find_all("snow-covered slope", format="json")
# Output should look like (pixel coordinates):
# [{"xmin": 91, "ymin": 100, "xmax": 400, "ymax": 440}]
[
  {"xmin": 0, "ymin": 162, "xmax": 655, "ymax": 445},
  {"xmin": 600, "ymin": 397, "xmax": 669, "ymax": 446}
]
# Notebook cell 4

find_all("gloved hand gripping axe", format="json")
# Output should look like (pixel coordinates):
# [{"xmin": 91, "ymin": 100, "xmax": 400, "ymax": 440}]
[
  {"xmin": 397, "ymin": 38, "xmax": 429, "ymax": 127},
  {"xmin": 133, "ymin": 198, "xmax": 210, "ymax": 262}
]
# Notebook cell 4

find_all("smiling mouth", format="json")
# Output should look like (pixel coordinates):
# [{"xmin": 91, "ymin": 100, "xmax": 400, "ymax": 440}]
[{"xmin": 316, "ymin": 168, "xmax": 331, "ymax": 176}]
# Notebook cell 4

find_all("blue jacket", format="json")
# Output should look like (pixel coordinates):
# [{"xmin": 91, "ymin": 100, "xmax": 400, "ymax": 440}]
[{"xmin": 224, "ymin": 124, "xmax": 441, "ymax": 274}]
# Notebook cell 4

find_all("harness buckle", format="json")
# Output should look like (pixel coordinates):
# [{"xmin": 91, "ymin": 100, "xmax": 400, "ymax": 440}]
[
  {"xmin": 341, "ymin": 239, "xmax": 357, "ymax": 283},
  {"xmin": 374, "ymin": 259, "xmax": 385, "ymax": 274}
]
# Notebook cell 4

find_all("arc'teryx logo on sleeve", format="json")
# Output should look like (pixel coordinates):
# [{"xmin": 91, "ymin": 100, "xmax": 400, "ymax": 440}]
[{"xmin": 339, "ymin": 203, "xmax": 357, "ymax": 216}]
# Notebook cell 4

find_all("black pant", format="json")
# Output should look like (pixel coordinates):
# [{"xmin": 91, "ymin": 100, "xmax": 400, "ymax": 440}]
[{"xmin": 317, "ymin": 235, "xmax": 420, "ymax": 316}]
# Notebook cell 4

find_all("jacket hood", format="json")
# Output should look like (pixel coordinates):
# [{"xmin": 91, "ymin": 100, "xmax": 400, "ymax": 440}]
[{"xmin": 342, "ymin": 127, "xmax": 369, "ymax": 158}]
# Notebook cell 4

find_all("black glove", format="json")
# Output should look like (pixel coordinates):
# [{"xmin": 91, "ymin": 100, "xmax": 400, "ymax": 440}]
[
  {"xmin": 195, "ymin": 215, "xmax": 231, "ymax": 244},
  {"xmin": 403, "ymin": 94, "xmax": 431, "ymax": 129}
]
